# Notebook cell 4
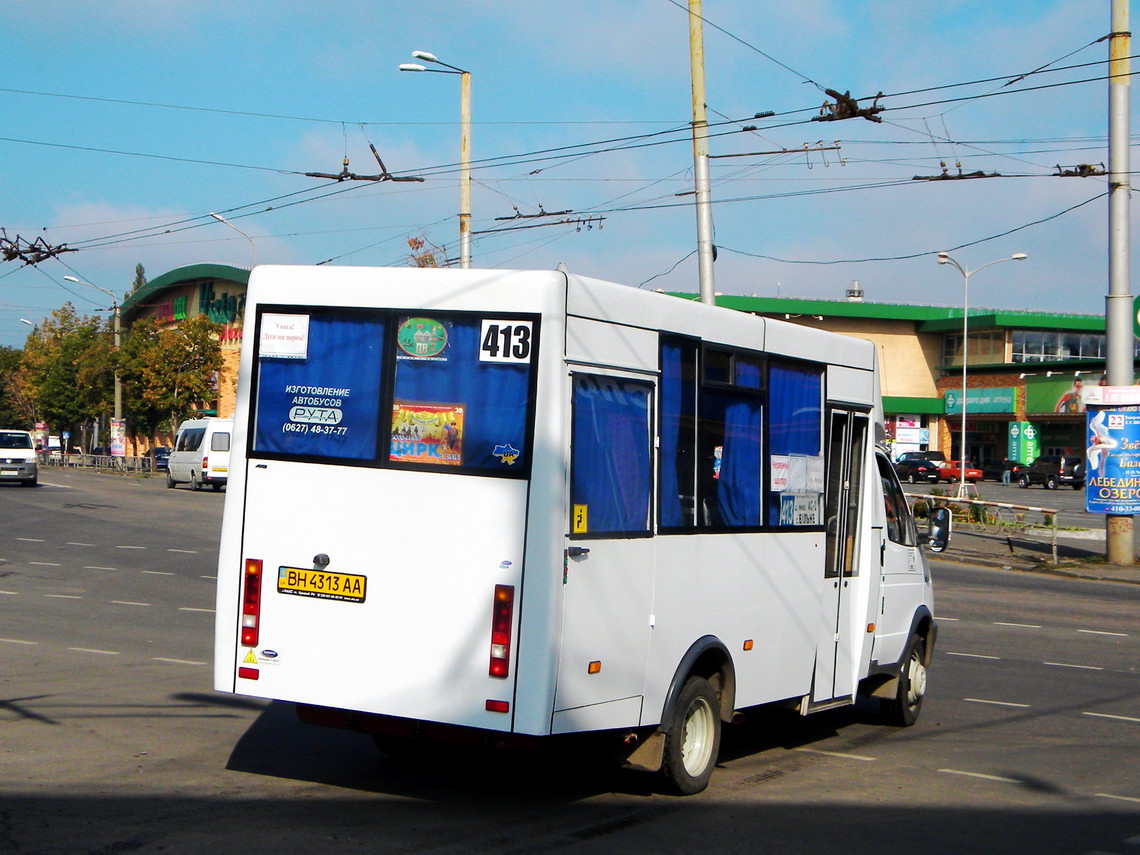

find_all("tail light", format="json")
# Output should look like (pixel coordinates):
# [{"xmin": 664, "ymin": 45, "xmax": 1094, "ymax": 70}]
[
  {"xmin": 488, "ymin": 585, "xmax": 515, "ymax": 678},
  {"xmin": 241, "ymin": 559, "xmax": 263, "ymax": 647},
  {"xmin": 202, "ymin": 455, "xmax": 209, "ymax": 472}
]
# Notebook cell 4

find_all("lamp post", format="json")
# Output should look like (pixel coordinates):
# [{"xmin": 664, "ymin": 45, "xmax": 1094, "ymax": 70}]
[
  {"xmin": 399, "ymin": 50, "xmax": 471, "ymax": 269},
  {"xmin": 936, "ymin": 251, "xmax": 1028, "ymax": 497},
  {"xmin": 63, "ymin": 275, "xmax": 122, "ymax": 423},
  {"xmin": 209, "ymin": 212, "xmax": 258, "ymax": 266}
]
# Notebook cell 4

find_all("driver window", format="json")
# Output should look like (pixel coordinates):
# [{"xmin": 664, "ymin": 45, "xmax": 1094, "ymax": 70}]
[{"xmin": 876, "ymin": 454, "xmax": 916, "ymax": 546}]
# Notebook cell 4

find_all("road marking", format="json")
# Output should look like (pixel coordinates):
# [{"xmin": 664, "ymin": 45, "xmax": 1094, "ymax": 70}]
[
  {"xmin": 28, "ymin": 561, "xmax": 62, "ymax": 567},
  {"xmin": 179, "ymin": 607, "xmax": 215, "ymax": 613},
  {"xmin": 110, "ymin": 600, "xmax": 151, "ymax": 607},
  {"xmin": 16, "ymin": 538, "xmax": 44, "ymax": 542},
  {"xmin": 964, "ymin": 698, "xmax": 1031, "ymax": 708},
  {"xmin": 1077, "ymin": 629, "xmax": 1129, "ymax": 638},
  {"xmin": 793, "ymin": 747, "xmax": 875, "ymax": 762},
  {"xmin": 153, "ymin": 657, "xmax": 206, "ymax": 666},
  {"xmin": 0, "ymin": 637, "xmax": 37, "ymax": 645},
  {"xmin": 167, "ymin": 549, "xmax": 198, "ymax": 554},
  {"xmin": 994, "ymin": 622, "xmax": 1042, "ymax": 629},
  {"xmin": 1083, "ymin": 712, "xmax": 1140, "ymax": 724},
  {"xmin": 68, "ymin": 647, "xmax": 119, "ymax": 655},
  {"xmin": 936, "ymin": 616, "xmax": 960, "ymax": 622},
  {"xmin": 1095, "ymin": 793, "xmax": 1140, "ymax": 804},
  {"xmin": 0, "ymin": 591, "xmax": 18, "ymax": 596},
  {"xmin": 200, "ymin": 575, "xmax": 217, "ymax": 580},
  {"xmin": 84, "ymin": 566, "xmax": 117, "ymax": 571},
  {"xmin": 116, "ymin": 545, "xmax": 147, "ymax": 550},
  {"xmin": 1044, "ymin": 662, "xmax": 1103, "ymax": 671},
  {"xmin": 66, "ymin": 542, "xmax": 94, "ymax": 547},
  {"xmin": 142, "ymin": 570, "xmax": 175, "ymax": 576},
  {"xmin": 44, "ymin": 594, "xmax": 82, "ymax": 600},
  {"xmin": 938, "ymin": 769, "xmax": 1022, "ymax": 784},
  {"xmin": 946, "ymin": 652, "xmax": 1000, "ymax": 660}
]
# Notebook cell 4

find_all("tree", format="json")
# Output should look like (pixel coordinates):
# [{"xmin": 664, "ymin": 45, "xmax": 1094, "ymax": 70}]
[
  {"xmin": 120, "ymin": 315, "xmax": 223, "ymax": 435},
  {"xmin": 130, "ymin": 264, "xmax": 146, "ymax": 297},
  {"xmin": 14, "ymin": 305, "xmax": 112, "ymax": 437},
  {"xmin": 0, "ymin": 345, "xmax": 26, "ymax": 427}
]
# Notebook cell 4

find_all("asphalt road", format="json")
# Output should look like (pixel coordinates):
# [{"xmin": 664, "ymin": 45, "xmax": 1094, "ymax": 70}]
[{"xmin": 1, "ymin": 470, "xmax": 1137, "ymax": 854}]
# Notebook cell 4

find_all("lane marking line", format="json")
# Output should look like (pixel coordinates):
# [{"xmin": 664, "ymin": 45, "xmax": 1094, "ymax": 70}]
[
  {"xmin": 142, "ymin": 570, "xmax": 175, "ymax": 576},
  {"xmin": 116, "ymin": 545, "xmax": 147, "ymax": 550},
  {"xmin": 67, "ymin": 647, "xmax": 119, "ymax": 655},
  {"xmin": 793, "ymin": 747, "xmax": 875, "ymax": 762},
  {"xmin": 936, "ymin": 616, "xmax": 960, "ymax": 621},
  {"xmin": 938, "ymin": 769, "xmax": 1022, "ymax": 784},
  {"xmin": 1077, "ymin": 629, "xmax": 1129, "ymax": 638},
  {"xmin": 1083, "ymin": 712, "xmax": 1140, "ymax": 724},
  {"xmin": 0, "ymin": 637, "xmax": 37, "ymax": 645},
  {"xmin": 66, "ymin": 542, "xmax": 94, "ymax": 547},
  {"xmin": 964, "ymin": 698, "xmax": 1031, "ymax": 708},
  {"xmin": 16, "ymin": 538, "xmax": 44, "ymax": 542},
  {"xmin": 1044, "ymin": 662, "xmax": 1104, "ymax": 671},
  {"xmin": 152, "ymin": 657, "xmax": 206, "ymax": 666},
  {"xmin": 946, "ymin": 652, "xmax": 1000, "ymax": 660},
  {"xmin": 167, "ymin": 549, "xmax": 198, "ymax": 554},
  {"xmin": 179, "ymin": 607, "xmax": 215, "ymax": 613},
  {"xmin": 994, "ymin": 622, "xmax": 1042, "ymax": 629},
  {"xmin": 85, "ymin": 566, "xmax": 117, "ymax": 571},
  {"xmin": 200, "ymin": 575, "xmax": 217, "ymax": 580},
  {"xmin": 44, "ymin": 594, "xmax": 82, "ymax": 600},
  {"xmin": 110, "ymin": 601, "xmax": 151, "ymax": 607},
  {"xmin": 28, "ymin": 561, "xmax": 62, "ymax": 567},
  {"xmin": 0, "ymin": 591, "xmax": 18, "ymax": 596},
  {"xmin": 1095, "ymin": 793, "xmax": 1140, "ymax": 804}
]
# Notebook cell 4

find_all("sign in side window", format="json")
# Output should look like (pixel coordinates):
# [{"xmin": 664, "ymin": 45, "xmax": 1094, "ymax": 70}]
[
  {"xmin": 570, "ymin": 375, "xmax": 652, "ymax": 537},
  {"xmin": 390, "ymin": 315, "xmax": 537, "ymax": 473},
  {"xmin": 768, "ymin": 361, "xmax": 824, "ymax": 527},
  {"xmin": 253, "ymin": 312, "xmax": 385, "ymax": 459}
]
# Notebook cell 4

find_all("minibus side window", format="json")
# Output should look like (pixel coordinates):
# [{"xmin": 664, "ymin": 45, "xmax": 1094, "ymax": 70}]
[
  {"xmin": 767, "ymin": 362, "xmax": 824, "ymax": 527},
  {"xmin": 570, "ymin": 375, "xmax": 652, "ymax": 537}
]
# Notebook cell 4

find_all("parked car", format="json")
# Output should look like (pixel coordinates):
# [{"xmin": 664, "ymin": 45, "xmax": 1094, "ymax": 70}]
[
  {"xmin": 896, "ymin": 450, "xmax": 947, "ymax": 466},
  {"xmin": 144, "ymin": 446, "xmax": 171, "ymax": 472},
  {"xmin": 981, "ymin": 459, "xmax": 1026, "ymax": 482},
  {"xmin": 1017, "ymin": 455, "xmax": 1085, "ymax": 490},
  {"xmin": 0, "ymin": 429, "xmax": 38, "ymax": 487},
  {"xmin": 894, "ymin": 457, "xmax": 942, "ymax": 483},
  {"xmin": 940, "ymin": 460, "xmax": 982, "ymax": 483}
]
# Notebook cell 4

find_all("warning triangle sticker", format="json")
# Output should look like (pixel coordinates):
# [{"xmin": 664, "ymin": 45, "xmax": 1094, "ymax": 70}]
[{"xmin": 242, "ymin": 649, "xmax": 257, "ymax": 664}]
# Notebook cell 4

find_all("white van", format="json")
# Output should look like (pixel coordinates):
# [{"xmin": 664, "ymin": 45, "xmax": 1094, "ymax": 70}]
[
  {"xmin": 0, "ymin": 429, "xmax": 38, "ymax": 487},
  {"xmin": 168, "ymin": 418, "xmax": 232, "ymax": 491}
]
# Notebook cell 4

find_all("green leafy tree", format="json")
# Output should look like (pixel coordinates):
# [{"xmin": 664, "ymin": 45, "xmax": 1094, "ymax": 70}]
[
  {"xmin": 121, "ymin": 315, "xmax": 223, "ymax": 435},
  {"xmin": 15, "ymin": 305, "xmax": 112, "ymax": 437},
  {"xmin": 0, "ymin": 345, "xmax": 27, "ymax": 427},
  {"xmin": 130, "ymin": 264, "xmax": 146, "ymax": 297}
]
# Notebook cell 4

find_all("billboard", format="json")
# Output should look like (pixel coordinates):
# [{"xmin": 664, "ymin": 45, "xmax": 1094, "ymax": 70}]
[{"xmin": 1085, "ymin": 393, "xmax": 1140, "ymax": 514}]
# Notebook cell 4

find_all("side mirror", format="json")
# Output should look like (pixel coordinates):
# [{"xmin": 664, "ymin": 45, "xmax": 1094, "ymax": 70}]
[{"xmin": 927, "ymin": 507, "xmax": 951, "ymax": 553}]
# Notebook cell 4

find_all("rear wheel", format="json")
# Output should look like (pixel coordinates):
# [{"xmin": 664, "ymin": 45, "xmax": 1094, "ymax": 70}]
[
  {"xmin": 661, "ymin": 676, "xmax": 721, "ymax": 794},
  {"xmin": 166, "ymin": 471, "xmax": 176, "ymax": 489},
  {"xmin": 190, "ymin": 472, "xmax": 201, "ymax": 491},
  {"xmin": 907, "ymin": 472, "xmax": 916, "ymax": 484},
  {"xmin": 882, "ymin": 634, "xmax": 926, "ymax": 727},
  {"xmin": 1045, "ymin": 475, "xmax": 1057, "ymax": 490},
  {"xmin": 1017, "ymin": 475, "xmax": 1030, "ymax": 488}
]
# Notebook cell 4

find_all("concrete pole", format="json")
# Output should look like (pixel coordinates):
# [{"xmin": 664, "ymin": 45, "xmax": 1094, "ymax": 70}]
[
  {"xmin": 688, "ymin": 0, "xmax": 716, "ymax": 305},
  {"xmin": 459, "ymin": 70, "xmax": 472, "ymax": 269},
  {"xmin": 1106, "ymin": 0, "xmax": 1133, "ymax": 564},
  {"xmin": 113, "ymin": 304, "xmax": 122, "ymax": 422}
]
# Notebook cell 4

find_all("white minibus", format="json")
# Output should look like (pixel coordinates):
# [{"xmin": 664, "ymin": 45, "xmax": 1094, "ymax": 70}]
[
  {"xmin": 214, "ymin": 266, "xmax": 946, "ymax": 793},
  {"xmin": 168, "ymin": 417, "xmax": 233, "ymax": 490}
]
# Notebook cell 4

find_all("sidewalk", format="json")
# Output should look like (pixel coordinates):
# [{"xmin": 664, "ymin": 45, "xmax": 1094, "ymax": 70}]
[{"xmin": 939, "ymin": 526, "xmax": 1140, "ymax": 585}]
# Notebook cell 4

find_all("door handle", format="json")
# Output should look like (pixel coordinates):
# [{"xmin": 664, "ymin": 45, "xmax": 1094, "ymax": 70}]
[{"xmin": 567, "ymin": 546, "xmax": 591, "ymax": 558}]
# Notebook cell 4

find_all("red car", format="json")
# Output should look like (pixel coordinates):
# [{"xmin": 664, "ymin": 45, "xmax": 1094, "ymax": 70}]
[{"xmin": 941, "ymin": 460, "xmax": 982, "ymax": 483}]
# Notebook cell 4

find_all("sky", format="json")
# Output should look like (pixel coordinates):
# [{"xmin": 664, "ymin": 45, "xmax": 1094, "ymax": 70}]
[{"xmin": 0, "ymin": 0, "xmax": 1133, "ymax": 347}]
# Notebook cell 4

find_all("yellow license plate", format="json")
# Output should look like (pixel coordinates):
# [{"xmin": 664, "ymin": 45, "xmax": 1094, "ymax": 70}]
[{"xmin": 277, "ymin": 567, "xmax": 367, "ymax": 603}]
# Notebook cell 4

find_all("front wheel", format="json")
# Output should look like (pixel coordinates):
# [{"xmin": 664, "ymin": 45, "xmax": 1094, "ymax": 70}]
[
  {"xmin": 882, "ymin": 634, "xmax": 927, "ymax": 727},
  {"xmin": 907, "ymin": 472, "xmax": 916, "ymax": 484},
  {"xmin": 661, "ymin": 676, "xmax": 721, "ymax": 795},
  {"xmin": 1017, "ymin": 475, "xmax": 1030, "ymax": 488},
  {"xmin": 1045, "ymin": 475, "xmax": 1057, "ymax": 490}
]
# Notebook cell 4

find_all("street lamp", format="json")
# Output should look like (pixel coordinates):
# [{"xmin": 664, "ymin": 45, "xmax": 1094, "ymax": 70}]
[
  {"xmin": 936, "ymin": 251, "xmax": 1028, "ymax": 497},
  {"xmin": 399, "ymin": 50, "xmax": 472, "ymax": 269},
  {"xmin": 63, "ymin": 275, "xmax": 122, "ymax": 423},
  {"xmin": 209, "ymin": 211, "xmax": 258, "ymax": 266}
]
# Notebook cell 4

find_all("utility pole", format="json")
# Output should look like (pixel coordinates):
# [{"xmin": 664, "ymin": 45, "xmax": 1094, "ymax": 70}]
[
  {"xmin": 1106, "ymin": 0, "xmax": 1133, "ymax": 564},
  {"xmin": 688, "ymin": 0, "xmax": 716, "ymax": 305}
]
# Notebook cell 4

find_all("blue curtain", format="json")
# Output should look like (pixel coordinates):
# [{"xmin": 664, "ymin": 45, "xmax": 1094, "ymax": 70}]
[
  {"xmin": 708, "ymin": 390, "xmax": 762, "ymax": 527},
  {"xmin": 571, "ymin": 378, "xmax": 651, "ymax": 534},
  {"xmin": 254, "ymin": 314, "xmax": 384, "ymax": 459},
  {"xmin": 659, "ymin": 342, "xmax": 695, "ymax": 527},
  {"xmin": 767, "ymin": 362, "xmax": 823, "ymax": 524},
  {"xmin": 393, "ymin": 320, "xmax": 531, "ymax": 472}
]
